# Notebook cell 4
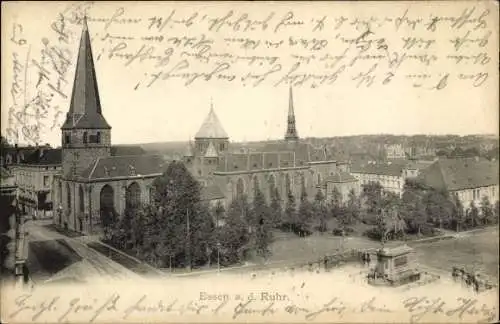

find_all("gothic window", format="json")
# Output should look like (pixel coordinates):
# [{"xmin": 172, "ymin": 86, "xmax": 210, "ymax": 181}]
[
  {"xmin": 58, "ymin": 181, "xmax": 62, "ymax": 204},
  {"xmin": 236, "ymin": 178, "xmax": 244, "ymax": 198},
  {"xmin": 100, "ymin": 184, "xmax": 115, "ymax": 223},
  {"xmin": 285, "ymin": 173, "xmax": 291, "ymax": 194},
  {"xmin": 126, "ymin": 182, "xmax": 141, "ymax": 208},
  {"xmin": 83, "ymin": 132, "xmax": 88, "ymax": 144},
  {"xmin": 79, "ymin": 185, "xmax": 85, "ymax": 212},
  {"xmin": 66, "ymin": 183, "xmax": 72, "ymax": 211}
]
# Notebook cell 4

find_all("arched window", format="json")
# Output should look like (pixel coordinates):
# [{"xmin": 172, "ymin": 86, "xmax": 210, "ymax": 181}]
[
  {"xmin": 126, "ymin": 182, "xmax": 141, "ymax": 208},
  {"xmin": 285, "ymin": 173, "xmax": 291, "ymax": 195},
  {"xmin": 100, "ymin": 184, "xmax": 115, "ymax": 225},
  {"xmin": 268, "ymin": 174, "xmax": 276, "ymax": 198},
  {"xmin": 58, "ymin": 181, "xmax": 63, "ymax": 205},
  {"xmin": 66, "ymin": 183, "xmax": 72, "ymax": 211},
  {"xmin": 236, "ymin": 178, "xmax": 245, "ymax": 198},
  {"xmin": 83, "ymin": 132, "xmax": 88, "ymax": 144},
  {"xmin": 79, "ymin": 185, "xmax": 85, "ymax": 212}
]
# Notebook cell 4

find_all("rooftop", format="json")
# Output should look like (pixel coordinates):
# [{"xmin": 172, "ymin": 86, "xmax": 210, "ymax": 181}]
[
  {"xmin": 80, "ymin": 155, "xmax": 168, "ymax": 181},
  {"xmin": 417, "ymin": 157, "xmax": 499, "ymax": 191},
  {"xmin": 194, "ymin": 105, "xmax": 228, "ymax": 139}
]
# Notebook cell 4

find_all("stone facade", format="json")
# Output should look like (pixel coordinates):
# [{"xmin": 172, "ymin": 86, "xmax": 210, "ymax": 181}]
[{"xmin": 54, "ymin": 175, "xmax": 156, "ymax": 233}]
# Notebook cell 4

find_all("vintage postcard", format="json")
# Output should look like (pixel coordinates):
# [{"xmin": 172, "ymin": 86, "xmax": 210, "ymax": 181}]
[{"xmin": 1, "ymin": 1, "xmax": 499, "ymax": 323}]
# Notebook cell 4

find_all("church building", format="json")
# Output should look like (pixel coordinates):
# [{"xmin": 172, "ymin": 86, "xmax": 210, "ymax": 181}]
[{"xmin": 53, "ymin": 19, "xmax": 357, "ymax": 234}]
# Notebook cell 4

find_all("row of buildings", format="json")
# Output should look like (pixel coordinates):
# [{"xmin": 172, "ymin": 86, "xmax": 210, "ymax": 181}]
[{"xmin": 1, "ymin": 18, "xmax": 498, "ymax": 235}]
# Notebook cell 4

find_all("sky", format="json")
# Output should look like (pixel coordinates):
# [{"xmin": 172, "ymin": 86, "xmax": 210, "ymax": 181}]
[{"xmin": 1, "ymin": 1, "xmax": 498, "ymax": 147}]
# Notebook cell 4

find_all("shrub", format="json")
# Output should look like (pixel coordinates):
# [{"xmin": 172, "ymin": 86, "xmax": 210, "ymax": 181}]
[
  {"xmin": 331, "ymin": 227, "xmax": 354, "ymax": 237},
  {"xmin": 363, "ymin": 227, "xmax": 383, "ymax": 241}
]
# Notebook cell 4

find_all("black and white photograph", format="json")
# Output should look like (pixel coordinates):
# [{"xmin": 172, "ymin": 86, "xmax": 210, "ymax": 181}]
[{"xmin": 1, "ymin": 1, "xmax": 498, "ymax": 323}]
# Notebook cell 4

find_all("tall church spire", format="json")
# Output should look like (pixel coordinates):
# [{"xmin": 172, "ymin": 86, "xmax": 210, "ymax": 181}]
[
  {"xmin": 61, "ymin": 16, "xmax": 110, "ymax": 130},
  {"xmin": 285, "ymin": 86, "xmax": 299, "ymax": 141}
]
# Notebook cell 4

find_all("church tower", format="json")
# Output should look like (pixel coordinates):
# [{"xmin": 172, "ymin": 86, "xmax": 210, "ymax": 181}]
[
  {"xmin": 61, "ymin": 17, "xmax": 111, "ymax": 179},
  {"xmin": 194, "ymin": 100, "xmax": 229, "ymax": 156},
  {"xmin": 285, "ymin": 86, "xmax": 299, "ymax": 142}
]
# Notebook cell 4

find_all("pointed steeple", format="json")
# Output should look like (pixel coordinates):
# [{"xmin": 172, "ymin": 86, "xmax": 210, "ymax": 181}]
[
  {"xmin": 285, "ymin": 86, "xmax": 299, "ymax": 141},
  {"xmin": 195, "ymin": 100, "xmax": 228, "ymax": 139},
  {"xmin": 61, "ymin": 16, "xmax": 110, "ymax": 130}
]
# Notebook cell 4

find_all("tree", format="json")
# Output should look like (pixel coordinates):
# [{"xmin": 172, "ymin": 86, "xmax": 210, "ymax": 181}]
[
  {"xmin": 362, "ymin": 181, "xmax": 383, "ymax": 216},
  {"xmin": 213, "ymin": 200, "xmax": 225, "ymax": 227},
  {"xmin": 467, "ymin": 201, "xmax": 479, "ymax": 228},
  {"xmin": 251, "ymin": 178, "xmax": 273, "ymax": 257},
  {"xmin": 149, "ymin": 161, "xmax": 212, "ymax": 269},
  {"xmin": 401, "ymin": 180, "xmax": 427, "ymax": 235},
  {"xmin": 283, "ymin": 180, "xmax": 296, "ymax": 233},
  {"xmin": 480, "ymin": 196, "xmax": 494, "ymax": 225},
  {"xmin": 297, "ymin": 180, "xmax": 313, "ymax": 236},
  {"xmin": 343, "ymin": 189, "xmax": 360, "ymax": 226},
  {"xmin": 269, "ymin": 187, "xmax": 283, "ymax": 228},
  {"xmin": 423, "ymin": 189, "xmax": 453, "ymax": 229},
  {"xmin": 313, "ymin": 189, "xmax": 328, "ymax": 232},
  {"xmin": 218, "ymin": 195, "xmax": 251, "ymax": 264},
  {"xmin": 450, "ymin": 194, "xmax": 465, "ymax": 232},
  {"xmin": 329, "ymin": 186, "xmax": 342, "ymax": 217}
]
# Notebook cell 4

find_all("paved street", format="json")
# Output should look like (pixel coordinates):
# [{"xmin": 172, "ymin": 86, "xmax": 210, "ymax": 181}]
[{"xmin": 25, "ymin": 219, "xmax": 142, "ymax": 285}]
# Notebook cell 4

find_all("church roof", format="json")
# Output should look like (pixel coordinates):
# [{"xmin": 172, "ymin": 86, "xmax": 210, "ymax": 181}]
[
  {"xmin": 61, "ymin": 17, "xmax": 111, "ymax": 130},
  {"xmin": 80, "ymin": 155, "xmax": 168, "ymax": 180},
  {"xmin": 324, "ymin": 172, "xmax": 358, "ymax": 183},
  {"xmin": 204, "ymin": 142, "xmax": 218, "ymax": 158},
  {"xmin": 351, "ymin": 163, "xmax": 404, "ymax": 177},
  {"xmin": 194, "ymin": 104, "xmax": 228, "ymax": 139}
]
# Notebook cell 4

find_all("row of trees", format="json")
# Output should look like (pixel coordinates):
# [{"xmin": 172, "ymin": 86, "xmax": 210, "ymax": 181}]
[
  {"xmin": 360, "ymin": 180, "xmax": 500, "ymax": 242},
  {"xmin": 103, "ymin": 161, "xmax": 499, "ymax": 268},
  {"xmin": 104, "ymin": 162, "xmax": 277, "ymax": 269}
]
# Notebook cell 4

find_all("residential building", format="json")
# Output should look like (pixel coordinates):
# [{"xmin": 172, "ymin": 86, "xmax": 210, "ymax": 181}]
[
  {"xmin": 10, "ymin": 148, "xmax": 62, "ymax": 217},
  {"xmin": 351, "ymin": 160, "xmax": 433, "ymax": 197},
  {"xmin": 385, "ymin": 144, "xmax": 406, "ymax": 159},
  {"xmin": 418, "ymin": 157, "xmax": 499, "ymax": 212}
]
